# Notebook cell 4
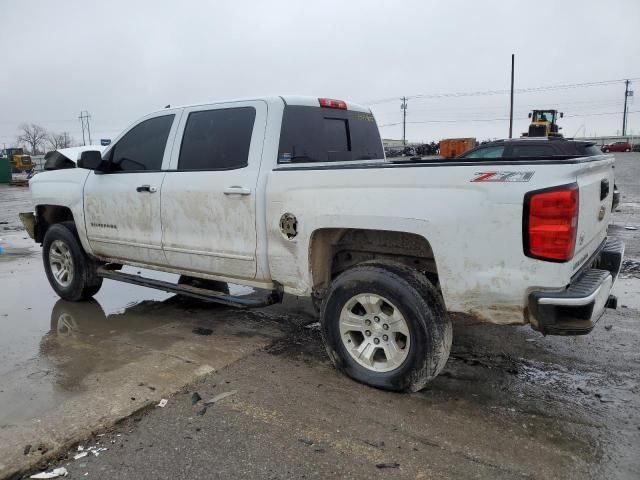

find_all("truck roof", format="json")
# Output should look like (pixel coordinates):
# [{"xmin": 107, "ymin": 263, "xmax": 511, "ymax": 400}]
[{"xmin": 151, "ymin": 95, "xmax": 371, "ymax": 115}]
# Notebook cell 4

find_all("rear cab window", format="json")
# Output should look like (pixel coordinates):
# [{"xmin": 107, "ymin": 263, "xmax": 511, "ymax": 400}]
[{"xmin": 278, "ymin": 105, "xmax": 384, "ymax": 163}]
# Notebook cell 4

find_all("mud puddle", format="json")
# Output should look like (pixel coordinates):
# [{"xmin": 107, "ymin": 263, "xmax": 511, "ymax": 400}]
[{"xmin": 0, "ymin": 246, "xmax": 289, "ymax": 478}]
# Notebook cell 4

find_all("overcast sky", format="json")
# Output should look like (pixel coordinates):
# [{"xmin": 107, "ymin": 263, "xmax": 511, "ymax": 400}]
[{"xmin": 1, "ymin": 0, "xmax": 639, "ymax": 148}]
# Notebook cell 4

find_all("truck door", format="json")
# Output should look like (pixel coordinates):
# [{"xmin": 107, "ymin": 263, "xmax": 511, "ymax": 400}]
[
  {"xmin": 84, "ymin": 112, "xmax": 180, "ymax": 265},
  {"xmin": 160, "ymin": 100, "xmax": 267, "ymax": 281}
]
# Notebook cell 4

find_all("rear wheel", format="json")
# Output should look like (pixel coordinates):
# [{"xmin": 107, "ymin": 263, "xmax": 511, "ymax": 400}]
[
  {"xmin": 626, "ymin": 148, "xmax": 631, "ymax": 152},
  {"xmin": 320, "ymin": 262, "xmax": 452, "ymax": 392},
  {"xmin": 43, "ymin": 222, "xmax": 103, "ymax": 301}
]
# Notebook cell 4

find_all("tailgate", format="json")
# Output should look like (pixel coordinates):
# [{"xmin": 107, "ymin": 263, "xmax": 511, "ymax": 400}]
[{"xmin": 573, "ymin": 156, "xmax": 615, "ymax": 271}]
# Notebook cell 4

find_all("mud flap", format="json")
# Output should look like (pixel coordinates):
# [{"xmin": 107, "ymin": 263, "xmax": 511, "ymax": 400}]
[{"xmin": 19, "ymin": 212, "xmax": 36, "ymax": 240}]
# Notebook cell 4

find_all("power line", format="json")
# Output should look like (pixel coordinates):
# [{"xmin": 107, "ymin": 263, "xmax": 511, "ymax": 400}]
[
  {"xmin": 0, "ymin": 119, "xmax": 80, "ymax": 125},
  {"xmin": 378, "ymin": 109, "xmax": 640, "ymax": 127},
  {"xmin": 388, "ymin": 99, "xmax": 625, "ymax": 118},
  {"xmin": 378, "ymin": 102, "xmax": 626, "ymax": 124},
  {"xmin": 363, "ymin": 77, "xmax": 640, "ymax": 106}
]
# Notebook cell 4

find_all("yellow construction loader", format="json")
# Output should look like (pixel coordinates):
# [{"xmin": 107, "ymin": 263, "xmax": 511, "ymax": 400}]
[{"xmin": 522, "ymin": 109, "xmax": 564, "ymax": 138}]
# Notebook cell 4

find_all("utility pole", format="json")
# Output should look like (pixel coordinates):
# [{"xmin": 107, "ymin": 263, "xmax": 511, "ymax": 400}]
[
  {"xmin": 87, "ymin": 114, "xmax": 92, "ymax": 145},
  {"xmin": 79, "ymin": 111, "xmax": 86, "ymax": 145},
  {"xmin": 79, "ymin": 111, "xmax": 92, "ymax": 146},
  {"xmin": 401, "ymin": 96, "xmax": 407, "ymax": 145},
  {"xmin": 622, "ymin": 80, "xmax": 632, "ymax": 137},
  {"xmin": 509, "ymin": 54, "xmax": 515, "ymax": 139}
]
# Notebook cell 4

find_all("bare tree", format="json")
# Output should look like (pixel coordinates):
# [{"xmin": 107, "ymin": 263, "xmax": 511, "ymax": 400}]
[
  {"xmin": 47, "ymin": 132, "xmax": 75, "ymax": 150},
  {"xmin": 17, "ymin": 123, "xmax": 48, "ymax": 154}
]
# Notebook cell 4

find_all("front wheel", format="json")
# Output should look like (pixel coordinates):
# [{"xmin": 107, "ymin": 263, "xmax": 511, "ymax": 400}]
[
  {"xmin": 320, "ymin": 262, "xmax": 452, "ymax": 392},
  {"xmin": 43, "ymin": 222, "xmax": 103, "ymax": 301},
  {"xmin": 626, "ymin": 148, "xmax": 631, "ymax": 152}
]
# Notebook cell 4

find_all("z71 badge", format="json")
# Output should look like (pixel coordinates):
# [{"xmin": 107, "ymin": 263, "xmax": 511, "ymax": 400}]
[{"xmin": 471, "ymin": 171, "xmax": 535, "ymax": 182}]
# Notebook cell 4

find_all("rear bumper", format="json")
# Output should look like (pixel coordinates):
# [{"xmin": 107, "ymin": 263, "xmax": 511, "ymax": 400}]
[{"xmin": 529, "ymin": 237, "xmax": 624, "ymax": 335}]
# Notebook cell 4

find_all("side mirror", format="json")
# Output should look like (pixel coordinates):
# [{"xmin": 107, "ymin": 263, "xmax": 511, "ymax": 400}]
[
  {"xmin": 77, "ymin": 150, "xmax": 104, "ymax": 170},
  {"xmin": 560, "ymin": 112, "xmax": 564, "ymax": 118},
  {"xmin": 528, "ymin": 112, "xmax": 532, "ymax": 119}
]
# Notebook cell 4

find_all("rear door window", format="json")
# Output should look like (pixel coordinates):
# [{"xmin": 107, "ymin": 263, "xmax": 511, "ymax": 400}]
[
  {"xmin": 278, "ymin": 106, "xmax": 383, "ymax": 163},
  {"xmin": 107, "ymin": 115, "xmax": 174, "ymax": 172},
  {"xmin": 178, "ymin": 107, "xmax": 256, "ymax": 170}
]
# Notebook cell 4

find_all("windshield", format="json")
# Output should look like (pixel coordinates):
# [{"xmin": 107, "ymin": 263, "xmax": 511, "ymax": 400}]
[{"xmin": 532, "ymin": 111, "xmax": 555, "ymax": 123}]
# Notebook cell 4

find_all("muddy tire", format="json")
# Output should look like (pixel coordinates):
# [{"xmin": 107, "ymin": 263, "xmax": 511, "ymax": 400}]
[
  {"xmin": 320, "ymin": 261, "xmax": 452, "ymax": 392},
  {"xmin": 177, "ymin": 275, "xmax": 230, "ymax": 294},
  {"xmin": 42, "ymin": 222, "xmax": 103, "ymax": 301}
]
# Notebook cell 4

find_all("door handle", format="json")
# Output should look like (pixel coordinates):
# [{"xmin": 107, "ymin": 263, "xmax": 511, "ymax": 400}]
[
  {"xmin": 223, "ymin": 186, "xmax": 252, "ymax": 196},
  {"xmin": 136, "ymin": 185, "xmax": 157, "ymax": 193}
]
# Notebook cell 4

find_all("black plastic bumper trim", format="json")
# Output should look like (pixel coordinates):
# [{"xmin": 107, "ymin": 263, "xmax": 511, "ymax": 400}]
[{"xmin": 529, "ymin": 236, "xmax": 624, "ymax": 336}]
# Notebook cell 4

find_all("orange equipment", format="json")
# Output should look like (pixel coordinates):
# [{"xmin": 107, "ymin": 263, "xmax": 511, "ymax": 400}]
[{"xmin": 439, "ymin": 138, "xmax": 476, "ymax": 158}]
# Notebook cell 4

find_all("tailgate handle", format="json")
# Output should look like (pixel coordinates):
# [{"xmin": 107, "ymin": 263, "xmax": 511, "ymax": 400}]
[{"xmin": 600, "ymin": 179, "xmax": 609, "ymax": 200}]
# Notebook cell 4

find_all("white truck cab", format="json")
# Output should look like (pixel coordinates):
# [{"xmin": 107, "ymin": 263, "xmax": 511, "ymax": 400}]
[{"xmin": 22, "ymin": 95, "xmax": 624, "ymax": 391}]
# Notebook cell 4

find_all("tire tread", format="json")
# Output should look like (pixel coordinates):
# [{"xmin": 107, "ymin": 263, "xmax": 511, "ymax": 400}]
[{"xmin": 321, "ymin": 260, "xmax": 452, "ymax": 392}]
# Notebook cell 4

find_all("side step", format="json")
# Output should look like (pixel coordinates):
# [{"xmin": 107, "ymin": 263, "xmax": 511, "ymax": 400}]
[{"xmin": 97, "ymin": 266, "xmax": 283, "ymax": 308}]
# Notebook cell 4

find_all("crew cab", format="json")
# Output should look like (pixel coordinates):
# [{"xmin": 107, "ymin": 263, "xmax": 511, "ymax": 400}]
[{"xmin": 21, "ymin": 96, "xmax": 624, "ymax": 392}]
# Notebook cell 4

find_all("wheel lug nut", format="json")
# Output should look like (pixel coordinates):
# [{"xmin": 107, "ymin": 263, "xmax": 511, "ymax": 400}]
[
  {"xmin": 383, "ymin": 324, "xmax": 389, "ymax": 330},
  {"xmin": 373, "ymin": 338, "xmax": 380, "ymax": 345},
  {"xmin": 365, "ymin": 319, "xmax": 371, "ymax": 326},
  {"xmin": 383, "ymin": 335, "xmax": 388, "ymax": 341},
  {"xmin": 374, "ymin": 316, "xmax": 380, "ymax": 322},
  {"xmin": 365, "ymin": 330, "xmax": 371, "ymax": 337}
]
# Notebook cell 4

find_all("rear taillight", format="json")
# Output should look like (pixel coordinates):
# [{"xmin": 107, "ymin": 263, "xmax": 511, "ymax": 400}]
[
  {"xmin": 318, "ymin": 98, "xmax": 347, "ymax": 109},
  {"xmin": 524, "ymin": 184, "xmax": 579, "ymax": 262}
]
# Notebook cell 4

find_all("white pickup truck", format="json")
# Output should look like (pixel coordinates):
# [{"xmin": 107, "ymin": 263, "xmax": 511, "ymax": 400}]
[{"xmin": 22, "ymin": 96, "xmax": 624, "ymax": 392}]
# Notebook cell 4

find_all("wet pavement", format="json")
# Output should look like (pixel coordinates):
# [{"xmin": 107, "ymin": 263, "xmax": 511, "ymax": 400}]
[
  {"xmin": 0, "ymin": 188, "xmax": 292, "ymax": 477},
  {"xmin": 0, "ymin": 154, "xmax": 639, "ymax": 479},
  {"xmin": 56, "ymin": 310, "xmax": 639, "ymax": 479}
]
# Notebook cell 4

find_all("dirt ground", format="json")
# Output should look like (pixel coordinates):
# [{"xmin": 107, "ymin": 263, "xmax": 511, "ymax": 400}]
[{"xmin": 1, "ymin": 154, "xmax": 639, "ymax": 479}]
